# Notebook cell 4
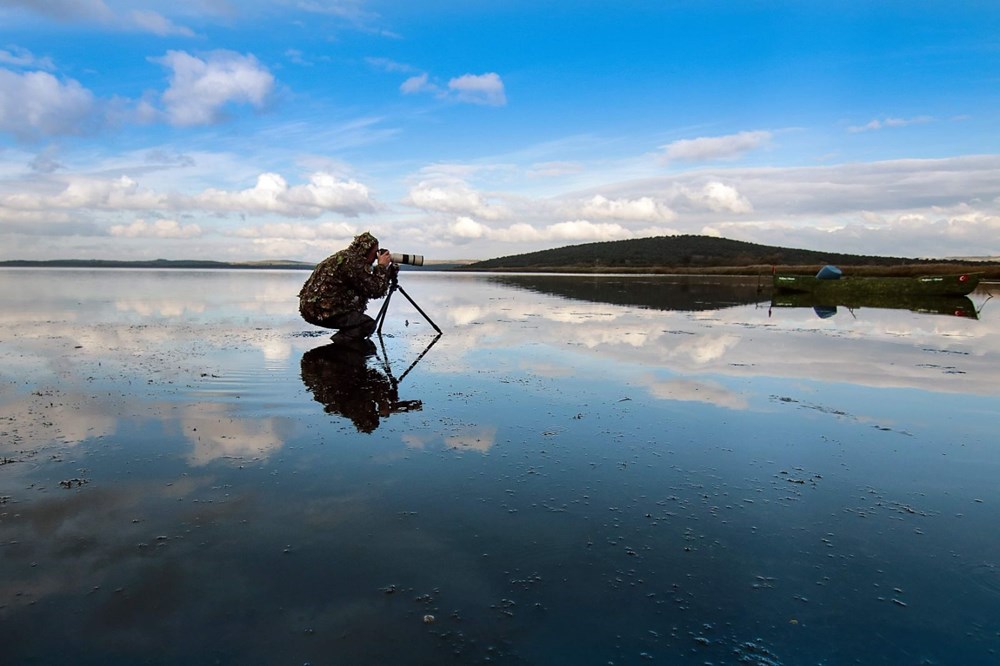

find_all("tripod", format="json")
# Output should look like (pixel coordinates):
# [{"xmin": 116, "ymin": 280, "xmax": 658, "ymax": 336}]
[
  {"xmin": 373, "ymin": 266, "xmax": 442, "ymax": 335},
  {"xmin": 373, "ymin": 266, "xmax": 442, "ymax": 385}
]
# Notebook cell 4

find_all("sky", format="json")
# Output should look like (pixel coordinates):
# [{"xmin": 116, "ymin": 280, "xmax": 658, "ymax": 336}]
[{"xmin": 1, "ymin": 0, "xmax": 999, "ymax": 263}]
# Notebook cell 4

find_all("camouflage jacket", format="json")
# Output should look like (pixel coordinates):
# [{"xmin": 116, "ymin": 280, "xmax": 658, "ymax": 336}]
[{"xmin": 298, "ymin": 233, "xmax": 390, "ymax": 324}]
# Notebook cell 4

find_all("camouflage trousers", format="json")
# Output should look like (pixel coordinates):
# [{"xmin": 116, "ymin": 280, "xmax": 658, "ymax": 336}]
[{"xmin": 307, "ymin": 310, "xmax": 377, "ymax": 339}]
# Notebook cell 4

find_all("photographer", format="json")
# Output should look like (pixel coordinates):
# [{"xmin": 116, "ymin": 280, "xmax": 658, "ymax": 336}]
[{"xmin": 298, "ymin": 231, "xmax": 394, "ymax": 342}]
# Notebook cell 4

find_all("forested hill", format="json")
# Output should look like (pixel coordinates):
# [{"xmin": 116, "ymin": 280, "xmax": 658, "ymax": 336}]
[{"xmin": 463, "ymin": 235, "xmax": 964, "ymax": 273}]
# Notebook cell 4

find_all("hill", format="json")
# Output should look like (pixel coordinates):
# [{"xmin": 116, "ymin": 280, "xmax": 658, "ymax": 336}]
[{"xmin": 462, "ymin": 235, "xmax": 1000, "ymax": 277}]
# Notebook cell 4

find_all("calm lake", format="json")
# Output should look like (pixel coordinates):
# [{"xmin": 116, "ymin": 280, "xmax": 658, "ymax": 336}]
[{"xmin": 1, "ymin": 268, "xmax": 998, "ymax": 665}]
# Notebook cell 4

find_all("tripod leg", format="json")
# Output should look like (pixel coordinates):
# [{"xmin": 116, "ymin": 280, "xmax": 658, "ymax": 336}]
[
  {"xmin": 396, "ymin": 333, "xmax": 442, "ymax": 383},
  {"xmin": 374, "ymin": 285, "xmax": 395, "ymax": 334},
  {"xmin": 395, "ymin": 284, "xmax": 442, "ymax": 333}
]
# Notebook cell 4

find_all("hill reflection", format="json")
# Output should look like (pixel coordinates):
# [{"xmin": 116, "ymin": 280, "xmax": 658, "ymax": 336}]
[{"xmin": 490, "ymin": 274, "xmax": 768, "ymax": 311}]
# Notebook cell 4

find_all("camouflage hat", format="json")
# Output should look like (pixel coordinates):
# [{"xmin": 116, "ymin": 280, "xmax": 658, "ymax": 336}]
[{"xmin": 351, "ymin": 231, "xmax": 379, "ymax": 253}]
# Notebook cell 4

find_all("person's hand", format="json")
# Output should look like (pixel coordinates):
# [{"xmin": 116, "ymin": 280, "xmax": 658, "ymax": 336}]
[{"xmin": 377, "ymin": 249, "xmax": 392, "ymax": 267}]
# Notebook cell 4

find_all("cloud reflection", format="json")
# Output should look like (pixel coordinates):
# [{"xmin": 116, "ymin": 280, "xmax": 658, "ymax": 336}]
[
  {"xmin": 181, "ymin": 403, "xmax": 288, "ymax": 466},
  {"xmin": 1, "ymin": 270, "xmax": 997, "ymax": 475}
]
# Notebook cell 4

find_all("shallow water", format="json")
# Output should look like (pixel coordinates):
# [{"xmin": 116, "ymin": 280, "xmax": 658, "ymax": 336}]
[{"xmin": 1, "ymin": 268, "xmax": 998, "ymax": 665}]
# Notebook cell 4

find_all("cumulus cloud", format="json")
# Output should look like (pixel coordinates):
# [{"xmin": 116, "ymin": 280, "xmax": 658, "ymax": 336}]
[
  {"xmin": 151, "ymin": 50, "xmax": 275, "ymax": 126},
  {"xmin": 55, "ymin": 175, "xmax": 165, "ymax": 209},
  {"xmin": 399, "ymin": 71, "xmax": 507, "ymax": 105},
  {"xmin": 579, "ymin": 194, "xmax": 676, "ymax": 222},
  {"xmin": 0, "ymin": 69, "xmax": 96, "ymax": 139},
  {"xmin": 1, "ymin": 171, "xmax": 377, "ymax": 221},
  {"xmin": 661, "ymin": 130, "xmax": 771, "ymax": 163},
  {"xmin": 448, "ymin": 72, "xmax": 506, "ymax": 106},
  {"xmin": 109, "ymin": 218, "xmax": 202, "ymax": 238},
  {"xmin": 194, "ymin": 171, "xmax": 376, "ymax": 217},
  {"xmin": 672, "ymin": 182, "xmax": 753, "ymax": 214},
  {"xmin": 404, "ymin": 178, "xmax": 508, "ymax": 219},
  {"xmin": 1, "ymin": 174, "xmax": 167, "ymax": 210}
]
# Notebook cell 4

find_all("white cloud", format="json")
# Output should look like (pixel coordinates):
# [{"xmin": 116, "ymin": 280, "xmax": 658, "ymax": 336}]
[
  {"xmin": 547, "ymin": 220, "xmax": 631, "ymax": 240},
  {"xmin": 400, "ymin": 72, "xmax": 436, "ymax": 95},
  {"xmin": 448, "ymin": 72, "xmax": 506, "ymax": 106},
  {"xmin": 1, "ymin": 171, "xmax": 377, "ymax": 221},
  {"xmin": 151, "ymin": 50, "xmax": 275, "ymax": 126},
  {"xmin": 397, "ymin": 70, "xmax": 507, "ymax": 105},
  {"xmin": 579, "ymin": 194, "xmax": 676, "ymax": 222},
  {"xmin": 661, "ymin": 130, "xmax": 772, "ymax": 163},
  {"xmin": 57, "ymin": 175, "xmax": 165, "ymax": 209},
  {"xmin": 109, "ymin": 218, "xmax": 202, "ymax": 238},
  {"xmin": 2, "ymin": 174, "xmax": 165, "ymax": 210},
  {"xmin": 451, "ymin": 216, "xmax": 487, "ymax": 239},
  {"xmin": 0, "ymin": 45, "xmax": 55, "ymax": 70},
  {"xmin": 848, "ymin": 116, "xmax": 933, "ymax": 133},
  {"xmin": 673, "ymin": 182, "xmax": 753, "ymax": 214},
  {"xmin": 128, "ymin": 10, "xmax": 195, "ymax": 37},
  {"xmin": 404, "ymin": 178, "xmax": 508, "ymax": 219},
  {"xmin": 194, "ymin": 171, "xmax": 376, "ymax": 217},
  {"xmin": 0, "ymin": 69, "xmax": 95, "ymax": 139}
]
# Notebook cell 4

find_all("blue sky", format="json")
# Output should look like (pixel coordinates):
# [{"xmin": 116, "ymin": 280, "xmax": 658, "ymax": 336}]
[{"xmin": 1, "ymin": 0, "xmax": 999, "ymax": 262}]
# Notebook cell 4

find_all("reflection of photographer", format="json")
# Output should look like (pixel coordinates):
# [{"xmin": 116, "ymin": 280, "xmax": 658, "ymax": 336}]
[{"xmin": 300, "ymin": 343, "xmax": 422, "ymax": 433}]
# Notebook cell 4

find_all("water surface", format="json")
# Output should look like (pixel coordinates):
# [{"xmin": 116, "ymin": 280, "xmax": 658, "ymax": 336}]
[{"xmin": 1, "ymin": 269, "xmax": 998, "ymax": 664}]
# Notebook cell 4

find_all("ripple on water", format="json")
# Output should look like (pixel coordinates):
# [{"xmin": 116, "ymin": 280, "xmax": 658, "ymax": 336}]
[{"xmin": 967, "ymin": 562, "xmax": 1000, "ymax": 596}]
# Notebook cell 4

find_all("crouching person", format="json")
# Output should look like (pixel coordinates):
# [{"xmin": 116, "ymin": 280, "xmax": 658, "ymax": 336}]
[{"xmin": 298, "ymin": 231, "xmax": 392, "ymax": 342}]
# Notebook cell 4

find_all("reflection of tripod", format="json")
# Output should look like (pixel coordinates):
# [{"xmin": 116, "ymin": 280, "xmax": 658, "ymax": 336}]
[
  {"xmin": 373, "ymin": 265, "xmax": 442, "ymax": 385},
  {"xmin": 373, "ymin": 265, "xmax": 442, "ymax": 335}
]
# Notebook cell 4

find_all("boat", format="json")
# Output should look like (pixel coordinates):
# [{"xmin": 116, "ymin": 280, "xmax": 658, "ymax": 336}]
[{"xmin": 772, "ymin": 269, "xmax": 981, "ymax": 298}]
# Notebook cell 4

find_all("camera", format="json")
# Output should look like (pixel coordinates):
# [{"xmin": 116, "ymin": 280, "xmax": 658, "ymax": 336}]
[{"xmin": 380, "ymin": 250, "xmax": 424, "ymax": 266}]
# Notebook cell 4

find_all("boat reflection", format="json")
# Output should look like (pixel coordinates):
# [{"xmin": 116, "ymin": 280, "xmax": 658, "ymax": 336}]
[
  {"xmin": 490, "ymin": 274, "xmax": 768, "ymax": 311},
  {"xmin": 300, "ymin": 342, "xmax": 422, "ymax": 433},
  {"xmin": 769, "ymin": 293, "xmax": 980, "ymax": 319}
]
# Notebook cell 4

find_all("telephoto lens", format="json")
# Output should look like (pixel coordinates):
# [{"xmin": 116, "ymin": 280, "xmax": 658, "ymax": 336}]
[{"xmin": 387, "ymin": 252, "xmax": 424, "ymax": 266}]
